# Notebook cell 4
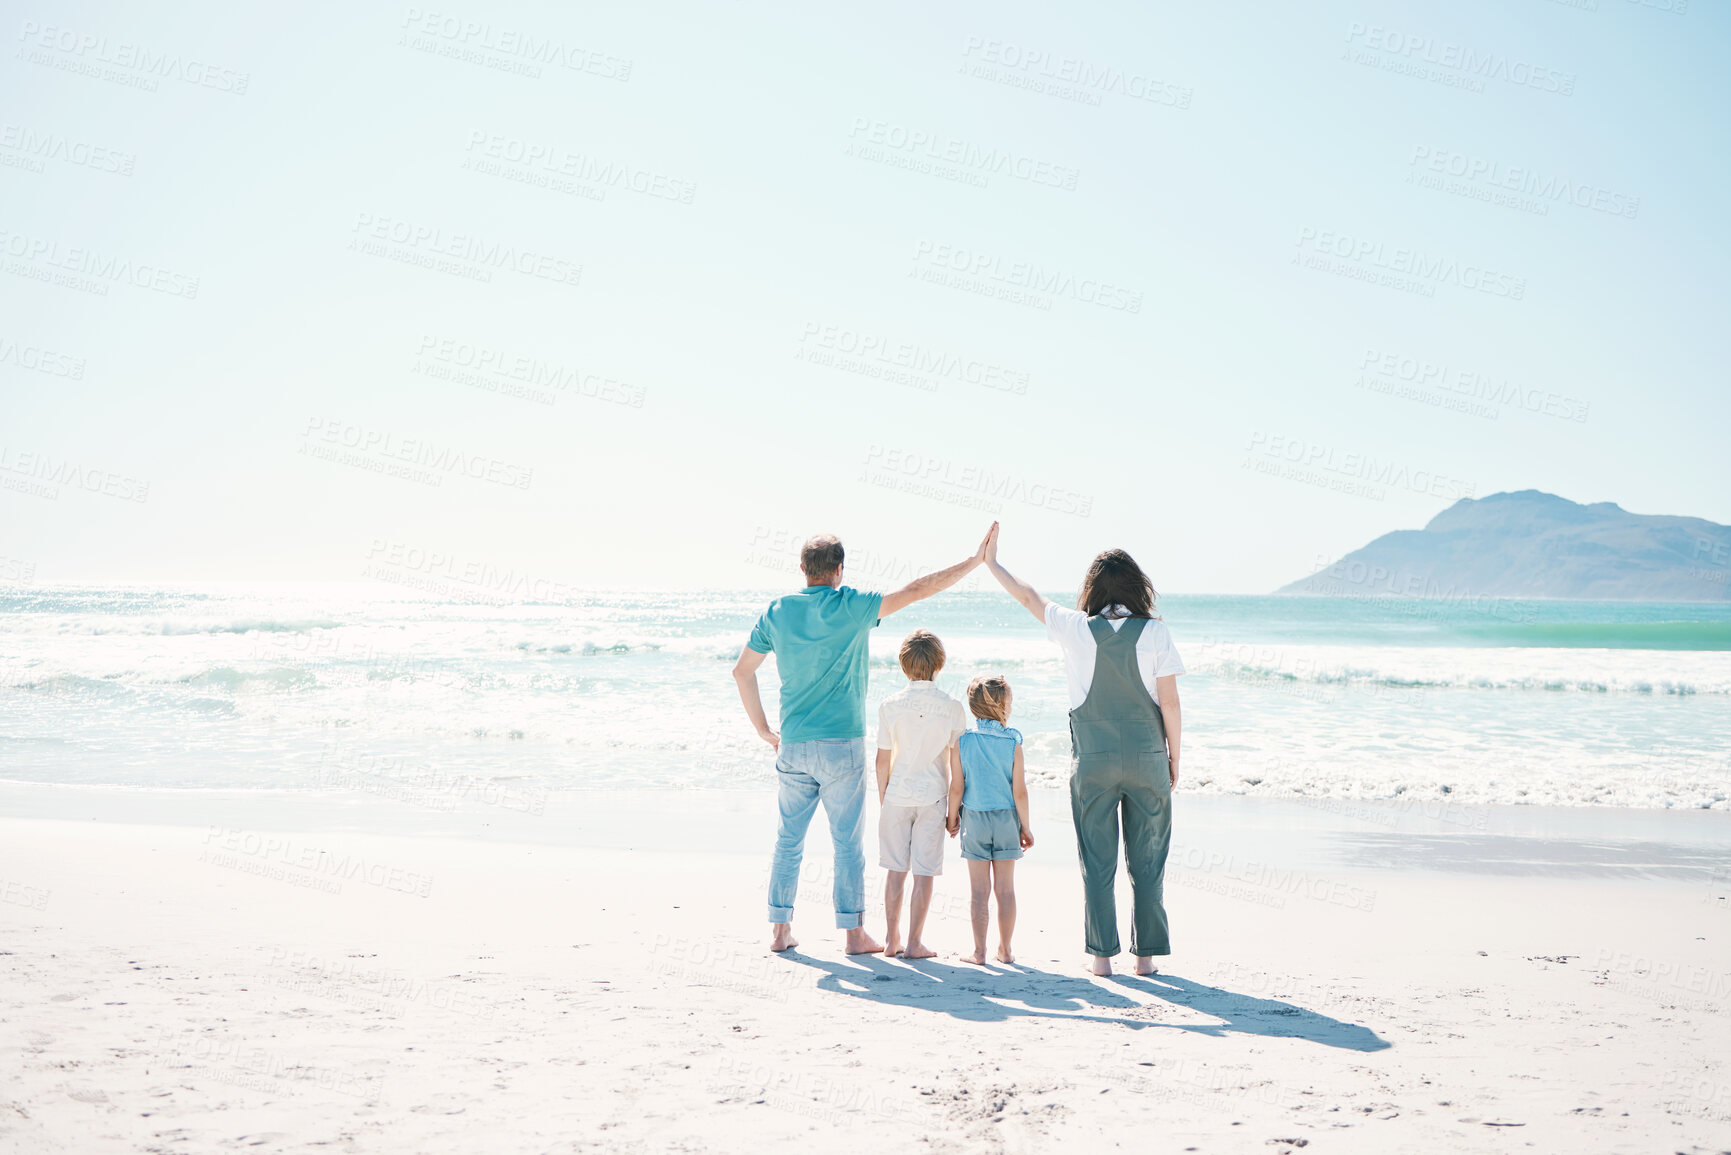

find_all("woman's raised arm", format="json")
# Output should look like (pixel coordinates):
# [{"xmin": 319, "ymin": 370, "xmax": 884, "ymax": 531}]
[{"xmin": 983, "ymin": 530, "xmax": 1049, "ymax": 625}]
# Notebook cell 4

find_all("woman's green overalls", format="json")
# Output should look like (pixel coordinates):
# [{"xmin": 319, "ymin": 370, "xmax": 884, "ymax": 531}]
[{"xmin": 1068, "ymin": 615, "xmax": 1172, "ymax": 957}]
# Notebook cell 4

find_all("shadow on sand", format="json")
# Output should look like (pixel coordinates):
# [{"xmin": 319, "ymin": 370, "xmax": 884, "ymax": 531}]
[{"xmin": 779, "ymin": 953, "xmax": 1389, "ymax": 1052}]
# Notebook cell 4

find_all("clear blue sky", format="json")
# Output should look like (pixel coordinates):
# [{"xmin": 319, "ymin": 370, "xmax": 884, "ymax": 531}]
[{"xmin": 3, "ymin": 0, "xmax": 1727, "ymax": 593}]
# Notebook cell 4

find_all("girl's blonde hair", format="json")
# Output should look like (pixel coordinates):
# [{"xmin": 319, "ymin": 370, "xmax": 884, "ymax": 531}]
[{"xmin": 966, "ymin": 675, "xmax": 1011, "ymax": 723}]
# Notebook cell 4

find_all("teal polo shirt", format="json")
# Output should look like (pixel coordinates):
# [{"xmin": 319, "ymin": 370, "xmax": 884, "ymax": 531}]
[{"xmin": 747, "ymin": 584, "xmax": 883, "ymax": 744}]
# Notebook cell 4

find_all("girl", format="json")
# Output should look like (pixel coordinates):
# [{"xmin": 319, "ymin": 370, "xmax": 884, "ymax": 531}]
[{"xmin": 948, "ymin": 675, "xmax": 1034, "ymax": 965}]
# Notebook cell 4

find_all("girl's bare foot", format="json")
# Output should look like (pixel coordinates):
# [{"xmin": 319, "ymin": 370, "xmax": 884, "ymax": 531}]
[
  {"xmin": 960, "ymin": 950, "xmax": 987, "ymax": 965},
  {"xmin": 884, "ymin": 939, "xmax": 904, "ymax": 958},
  {"xmin": 995, "ymin": 947, "xmax": 1014, "ymax": 964},
  {"xmin": 1134, "ymin": 957, "xmax": 1159, "ymax": 976},
  {"xmin": 1089, "ymin": 955, "xmax": 1113, "ymax": 976},
  {"xmin": 844, "ymin": 928, "xmax": 885, "ymax": 955},
  {"xmin": 903, "ymin": 942, "xmax": 937, "ymax": 959},
  {"xmin": 770, "ymin": 924, "xmax": 799, "ymax": 952}
]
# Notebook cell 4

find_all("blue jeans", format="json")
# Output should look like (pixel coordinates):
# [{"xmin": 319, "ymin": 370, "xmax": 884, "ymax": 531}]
[{"xmin": 767, "ymin": 738, "xmax": 867, "ymax": 929}]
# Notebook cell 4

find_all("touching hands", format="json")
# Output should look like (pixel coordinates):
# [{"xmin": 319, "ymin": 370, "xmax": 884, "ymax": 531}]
[
  {"xmin": 946, "ymin": 811, "xmax": 960, "ymax": 837},
  {"xmin": 973, "ymin": 522, "xmax": 1000, "ymax": 567}
]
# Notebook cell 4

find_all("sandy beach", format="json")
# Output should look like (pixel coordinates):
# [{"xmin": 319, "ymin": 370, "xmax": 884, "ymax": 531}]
[{"xmin": 3, "ymin": 785, "xmax": 1728, "ymax": 1154}]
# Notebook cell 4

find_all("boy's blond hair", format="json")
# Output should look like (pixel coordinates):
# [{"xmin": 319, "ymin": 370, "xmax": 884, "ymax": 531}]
[
  {"xmin": 967, "ymin": 675, "xmax": 1010, "ymax": 723},
  {"xmin": 898, "ymin": 630, "xmax": 945, "ymax": 681}
]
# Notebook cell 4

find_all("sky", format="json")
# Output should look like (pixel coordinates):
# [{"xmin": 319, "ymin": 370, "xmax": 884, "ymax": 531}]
[{"xmin": 3, "ymin": 0, "xmax": 1727, "ymax": 594}]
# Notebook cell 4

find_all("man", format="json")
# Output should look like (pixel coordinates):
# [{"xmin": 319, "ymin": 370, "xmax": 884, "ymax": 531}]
[{"xmin": 733, "ymin": 523, "xmax": 997, "ymax": 953}]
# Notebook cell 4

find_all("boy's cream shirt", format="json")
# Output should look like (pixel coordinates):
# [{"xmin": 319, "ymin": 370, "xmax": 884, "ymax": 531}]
[{"xmin": 875, "ymin": 680, "xmax": 969, "ymax": 807}]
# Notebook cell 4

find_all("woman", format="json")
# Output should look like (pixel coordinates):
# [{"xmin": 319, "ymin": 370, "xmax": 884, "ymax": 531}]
[{"xmin": 983, "ymin": 534, "xmax": 1183, "ymax": 976}]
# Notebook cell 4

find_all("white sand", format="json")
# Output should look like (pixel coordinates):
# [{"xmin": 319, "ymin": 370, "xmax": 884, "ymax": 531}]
[{"xmin": 2, "ymin": 793, "xmax": 1730, "ymax": 1153}]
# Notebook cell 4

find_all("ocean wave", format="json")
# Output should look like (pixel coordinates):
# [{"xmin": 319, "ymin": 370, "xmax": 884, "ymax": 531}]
[
  {"xmin": 514, "ymin": 640, "xmax": 665, "ymax": 656},
  {"xmin": 1197, "ymin": 661, "xmax": 1719, "ymax": 695},
  {"xmin": 1183, "ymin": 642, "xmax": 1731, "ymax": 696},
  {"xmin": 14, "ymin": 674, "xmax": 132, "ymax": 698},
  {"xmin": 179, "ymin": 666, "xmax": 319, "ymax": 692},
  {"xmin": 133, "ymin": 619, "xmax": 345, "ymax": 636}
]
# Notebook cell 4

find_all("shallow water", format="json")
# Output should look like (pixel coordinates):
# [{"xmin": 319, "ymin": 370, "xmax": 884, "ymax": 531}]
[{"xmin": 2, "ymin": 584, "xmax": 1728, "ymax": 810}]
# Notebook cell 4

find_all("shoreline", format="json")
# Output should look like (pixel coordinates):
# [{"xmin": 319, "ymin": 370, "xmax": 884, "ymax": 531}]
[
  {"xmin": 3, "ymin": 795, "xmax": 1728, "ymax": 1152},
  {"xmin": 2, "ymin": 779, "xmax": 1726, "ymax": 881}
]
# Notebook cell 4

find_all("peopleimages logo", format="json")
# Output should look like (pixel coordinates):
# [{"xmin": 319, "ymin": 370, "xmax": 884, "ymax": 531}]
[
  {"xmin": 797, "ymin": 322, "xmax": 1030, "ymax": 395},
  {"xmin": 0, "ymin": 446, "xmax": 149, "ymax": 502},
  {"xmin": 399, "ymin": 7, "xmax": 632, "ymax": 81},
  {"xmin": 0, "ymin": 123, "xmax": 135, "ymax": 175},
  {"xmin": 1409, "ymin": 147, "xmax": 1639, "ymax": 219},
  {"xmin": 1244, "ymin": 431, "xmax": 1476, "ymax": 501},
  {"xmin": 16, "ymin": 20, "xmax": 252, "ymax": 94},
  {"xmin": 1358, "ymin": 348, "xmax": 1589, "ymax": 423},
  {"xmin": 349, "ymin": 212, "xmax": 582, "ymax": 288},
  {"xmin": 1294, "ymin": 227, "xmax": 1526, "ymax": 301},
  {"xmin": 845, "ymin": 118, "xmax": 1079, "ymax": 190},
  {"xmin": 957, "ymin": 36, "xmax": 1193, "ymax": 110},
  {"xmin": 0, "ymin": 333, "xmax": 86, "ymax": 379},
  {"xmin": 463, "ymin": 131, "xmax": 696, "ymax": 204},
  {"xmin": 910, "ymin": 240, "xmax": 1142, "ymax": 313},
  {"xmin": 300, "ymin": 417, "xmax": 534, "ymax": 490},
  {"xmin": 0, "ymin": 226, "xmax": 200, "ymax": 298},
  {"xmin": 862, "ymin": 444, "xmax": 1094, "ymax": 517},
  {"xmin": 1343, "ymin": 22, "xmax": 1576, "ymax": 95}
]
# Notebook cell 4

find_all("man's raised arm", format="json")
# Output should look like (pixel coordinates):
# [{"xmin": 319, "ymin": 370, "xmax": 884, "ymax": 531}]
[{"xmin": 880, "ymin": 523, "xmax": 998, "ymax": 618}]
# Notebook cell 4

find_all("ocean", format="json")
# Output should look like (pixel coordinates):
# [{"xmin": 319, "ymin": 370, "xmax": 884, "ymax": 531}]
[{"xmin": 2, "ymin": 584, "xmax": 1728, "ymax": 813}]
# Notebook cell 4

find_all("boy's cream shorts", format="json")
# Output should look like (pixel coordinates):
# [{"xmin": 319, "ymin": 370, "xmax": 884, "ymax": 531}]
[{"xmin": 878, "ymin": 801, "xmax": 948, "ymax": 877}]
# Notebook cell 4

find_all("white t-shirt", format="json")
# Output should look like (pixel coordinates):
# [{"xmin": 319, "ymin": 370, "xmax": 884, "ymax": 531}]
[
  {"xmin": 875, "ymin": 681, "xmax": 969, "ymax": 807},
  {"xmin": 1045, "ymin": 602, "xmax": 1185, "ymax": 710}
]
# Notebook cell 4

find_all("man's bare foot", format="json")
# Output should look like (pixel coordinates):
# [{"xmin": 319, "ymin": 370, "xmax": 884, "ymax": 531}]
[
  {"xmin": 903, "ymin": 942, "xmax": 937, "ymax": 959},
  {"xmin": 1089, "ymin": 955, "xmax": 1113, "ymax": 976},
  {"xmin": 995, "ymin": 947, "xmax": 1014, "ymax": 964},
  {"xmin": 959, "ymin": 950, "xmax": 987, "ymax": 965},
  {"xmin": 1134, "ymin": 957, "xmax": 1159, "ymax": 976},
  {"xmin": 844, "ymin": 928, "xmax": 884, "ymax": 955},
  {"xmin": 770, "ymin": 924, "xmax": 799, "ymax": 952}
]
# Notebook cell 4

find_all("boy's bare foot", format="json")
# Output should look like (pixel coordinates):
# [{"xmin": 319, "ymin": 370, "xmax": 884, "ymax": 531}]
[
  {"xmin": 1134, "ymin": 957, "xmax": 1159, "ymax": 976},
  {"xmin": 884, "ymin": 938, "xmax": 903, "ymax": 958},
  {"xmin": 1089, "ymin": 955, "xmax": 1113, "ymax": 976},
  {"xmin": 902, "ymin": 942, "xmax": 937, "ymax": 959},
  {"xmin": 959, "ymin": 950, "xmax": 987, "ymax": 965},
  {"xmin": 770, "ymin": 924, "xmax": 799, "ymax": 952},
  {"xmin": 844, "ymin": 928, "xmax": 884, "ymax": 955},
  {"xmin": 995, "ymin": 947, "xmax": 1014, "ymax": 964}
]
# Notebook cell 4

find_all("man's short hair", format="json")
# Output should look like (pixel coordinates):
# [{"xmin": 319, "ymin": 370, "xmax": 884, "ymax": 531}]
[
  {"xmin": 800, "ymin": 534, "xmax": 845, "ymax": 579},
  {"xmin": 899, "ymin": 630, "xmax": 945, "ymax": 681}
]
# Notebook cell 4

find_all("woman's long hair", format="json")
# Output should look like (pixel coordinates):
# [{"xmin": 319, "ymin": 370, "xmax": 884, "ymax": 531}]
[{"xmin": 1076, "ymin": 549, "xmax": 1158, "ymax": 618}]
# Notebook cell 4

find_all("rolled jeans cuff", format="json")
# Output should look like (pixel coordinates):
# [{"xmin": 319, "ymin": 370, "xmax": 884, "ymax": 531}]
[
  {"xmin": 833, "ymin": 911, "xmax": 863, "ymax": 930},
  {"xmin": 767, "ymin": 906, "xmax": 794, "ymax": 924}
]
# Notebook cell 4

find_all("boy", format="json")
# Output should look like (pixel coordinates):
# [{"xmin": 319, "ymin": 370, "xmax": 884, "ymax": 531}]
[{"xmin": 874, "ymin": 629, "xmax": 969, "ymax": 958}]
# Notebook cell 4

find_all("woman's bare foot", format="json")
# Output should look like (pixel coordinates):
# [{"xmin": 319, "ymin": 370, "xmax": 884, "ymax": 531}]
[
  {"xmin": 995, "ymin": 947, "xmax": 1014, "ymax": 965},
  {"xmin": 902, "ymin": 941, "xmax": 937, "ymax": 959},
  {"xmin": 959, "ymin": 950, "xmax": 987, "ymax": 965},
  {"xmin": 770, "ymin": 924, "xmax": 799, "ymax": 952},
  {"xmin": 844, "ymin": 928, "xmax": 884, "ymax": 955},
  {"xmin": 1089, "ymin": 955, "xmax": 1113, "ymax": 976},
  {"xmin": 1134, "ymin": 957, "xmax": 1159, "ymax": 976},
  {"xmin": 884, "ymin": 938, "xmax": 904, "ymax": 958}
]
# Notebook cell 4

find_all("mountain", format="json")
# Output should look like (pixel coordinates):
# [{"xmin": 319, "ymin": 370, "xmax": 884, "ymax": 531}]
[{"xmin": 1279, "ymin": 491, "xmax": 1731, "ymax": 601}]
